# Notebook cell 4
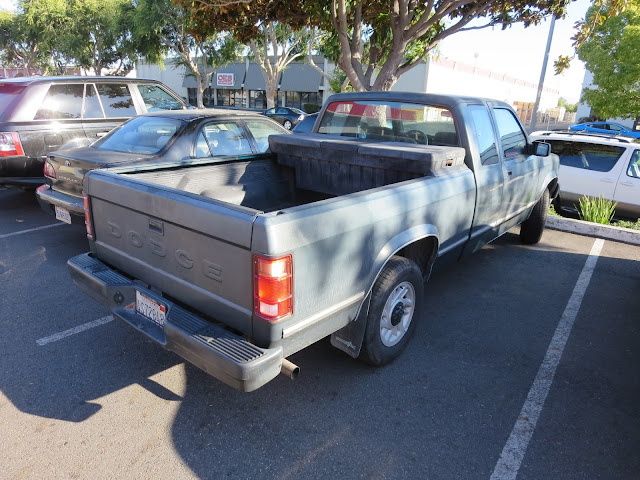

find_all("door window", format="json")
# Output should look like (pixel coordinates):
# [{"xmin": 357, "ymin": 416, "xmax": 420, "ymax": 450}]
[
  {"xmin": 83, "ymin": 84, "xmax": 104, "ymax": 118},
  {"xmin": 468, "ymin": 105, "xmax": 499, "ymax": 165},
  {"xmin": 35, "ymin": 84, "xmax": 84, "ymax": 119},
  {"xmin": 493, "ymin": 108, "xmax": 527, "ymax": 159},
  {"xmin": 96, "ymin": 84, "xmax": 136, "ymax": 118},
  {"xmin": 245, "ymin": 120, "xmax": 287, "ymax": 152},
  {"xmin": 137, "ymin": 84, "xmax": 184, "ymax": 111},
  {"xmin": 548, "ymin": 140, "xmax": 625, "ymax": 172}
]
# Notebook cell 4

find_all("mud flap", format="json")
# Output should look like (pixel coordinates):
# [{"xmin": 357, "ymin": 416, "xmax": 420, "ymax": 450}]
[{"xmin": 330, "ymin": 293, "xmax": 371, "ymax": 358}]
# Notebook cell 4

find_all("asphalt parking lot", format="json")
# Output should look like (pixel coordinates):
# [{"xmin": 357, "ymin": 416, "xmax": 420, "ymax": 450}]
[{"xmin": 1, "ymin": 186, "xmax": 639, "ymax": 479}]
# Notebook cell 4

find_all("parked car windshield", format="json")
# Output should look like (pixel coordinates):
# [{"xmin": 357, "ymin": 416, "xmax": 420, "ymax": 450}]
[
  {"xmin": 94, "ymin": 116, "xmax": 185, "ymax": 155},
  {"xmin": 317, "ymin": 100, "xmax": 456, "ymax": 145}
]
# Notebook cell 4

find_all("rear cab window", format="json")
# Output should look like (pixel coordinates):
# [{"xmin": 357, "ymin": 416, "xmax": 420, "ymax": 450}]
[
  {"xmin": 317, "ymin": 99, "xmax": 457, "ymax": 145},
  {"xmin": 547, "ymin": 140, "xmax": 626, "ymax": 172}
]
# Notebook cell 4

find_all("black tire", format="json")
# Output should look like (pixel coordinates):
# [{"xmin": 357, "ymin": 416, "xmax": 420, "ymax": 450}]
[
  {"xmin": 283, "ymin": 120, "xmax": 293, "ymax": 130},
  {"xmin": 360, "ymin": 256, "xmax": 424, "ymax": 366},
  {"xmin": 520, "ymin": 188, "xmax": 550, "ymax": 244}
]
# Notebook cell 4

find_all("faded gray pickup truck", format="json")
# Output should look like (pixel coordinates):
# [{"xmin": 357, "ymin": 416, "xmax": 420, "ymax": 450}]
[{"xmin": 68, "ymin": 92, "xmax": 559, "ymax": 391}]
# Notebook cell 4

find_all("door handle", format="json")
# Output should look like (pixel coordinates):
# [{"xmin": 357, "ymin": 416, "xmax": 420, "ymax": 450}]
[
  {"xmin": 96, "ymin": 132, "xmax": 109, "ymax": 138},
  {"xmin": 619, "ymin": 181, "xmax": 633, "ymax": 187},
  {"xmin": 600, "ymin": 178, "xmax": 615, "ymax": 183}
]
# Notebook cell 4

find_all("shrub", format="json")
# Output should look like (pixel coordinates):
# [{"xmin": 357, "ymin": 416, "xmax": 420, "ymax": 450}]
[
  {"xmin": 612, "ymin": 219, "xmax": 640, "ymax": 230},
  {"xmin": 577, "ymin": 196, "xmax": 617, "ymax": 225}
]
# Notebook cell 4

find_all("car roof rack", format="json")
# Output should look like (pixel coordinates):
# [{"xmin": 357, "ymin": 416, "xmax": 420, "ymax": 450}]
[{"xmin": 531, "ymin": 130, "xmax": 637, "ymax": 144}]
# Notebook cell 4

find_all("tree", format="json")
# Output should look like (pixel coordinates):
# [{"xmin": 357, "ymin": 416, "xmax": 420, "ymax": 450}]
[
  {"xmin": 247, "ymin": 22, "xmax": 309, "ymax": 108},
  {"xmin": 0, "ymin": 8, "xmax": 49, "ymax": 75},
  {"xmin": 577, "ymin": 2, "xmax": 640, "ymax": 120},
  {"xmin": 133, "ymin": 0, "xmax": 240, "ymax": 109},
  {"xmin": 179, "ymin": 0, "xmax": 574, "ymax": 92},
  {"xmin": 558, "ymin": 97, "xmax": 577, "ymax": 113},
  {"xmin": 63, "ymin": 0, "xmax": 139, "ymax": 75}
]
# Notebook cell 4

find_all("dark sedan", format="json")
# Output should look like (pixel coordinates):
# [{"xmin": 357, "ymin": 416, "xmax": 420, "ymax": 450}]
[
  {"xmin": 263, "ymin": 107, "xmax": 306, "ymax": 130},
  {"xmin": 36, "ymin": 109, "xmax": 289, "ymax": 224}
]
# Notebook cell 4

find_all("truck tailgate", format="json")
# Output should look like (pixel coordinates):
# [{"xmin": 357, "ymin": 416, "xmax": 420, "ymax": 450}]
[{"xmin": 85, "ymin": 170, "xmax": 258, "ymax": 335}]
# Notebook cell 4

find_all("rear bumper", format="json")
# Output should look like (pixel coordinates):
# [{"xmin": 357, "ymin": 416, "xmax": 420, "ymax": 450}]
[
  {"xmin": 67, "ymin": 253, "xmax": 284, "ymax": 392},
  {"xmin": 36, "ymin": 184, "xmax": 85, "ymax": 223}
]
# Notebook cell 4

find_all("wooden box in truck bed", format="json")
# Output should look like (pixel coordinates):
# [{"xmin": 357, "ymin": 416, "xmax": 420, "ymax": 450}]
[{"xmin": 269, "ymin": 133, "xmax": 466, "ymax": 196}]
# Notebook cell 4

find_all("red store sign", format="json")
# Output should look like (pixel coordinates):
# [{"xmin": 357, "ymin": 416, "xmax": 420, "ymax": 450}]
[{"xmin": 217, "ymin": 73, "xmax": 235, "ymax": 87}]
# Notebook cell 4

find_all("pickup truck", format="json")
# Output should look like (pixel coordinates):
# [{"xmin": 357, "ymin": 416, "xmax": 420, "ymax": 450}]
[{"xmin": 68, "ymin": 92, "xmax": 559, "ymax": 392}]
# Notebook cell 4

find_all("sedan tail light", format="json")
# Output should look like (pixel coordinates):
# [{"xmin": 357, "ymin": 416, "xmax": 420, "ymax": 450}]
[
  {"xmin": 0, "ymin": 132, "xmax": 24, "ymax": 156},
  {"xmin": 297, "ymin": 115, "xmax": 304, "ymax": 121},
  {"xmin": 253, "ymin": 254, "xmax": 293, "ymax": 321},
  {"xmin": 43, "ymin": 159, "xmax": 56, "ymax": 179}
]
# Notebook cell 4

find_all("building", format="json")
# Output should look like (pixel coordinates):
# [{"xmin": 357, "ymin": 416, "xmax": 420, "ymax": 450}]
[{"xmin": 136, "ymin": 55, "xmax": 564, "ymax": 122}]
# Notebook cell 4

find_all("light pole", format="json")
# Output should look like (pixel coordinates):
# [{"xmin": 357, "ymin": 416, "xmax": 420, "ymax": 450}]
[{"xmin": 530, "ymin": 16, "xmax": 556, "ymax": 132}]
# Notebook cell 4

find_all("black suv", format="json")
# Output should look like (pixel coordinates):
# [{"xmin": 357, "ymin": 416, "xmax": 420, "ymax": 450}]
[{"xmin": 0, "ymin": 76, "xmax": 187, "ymax": 187}]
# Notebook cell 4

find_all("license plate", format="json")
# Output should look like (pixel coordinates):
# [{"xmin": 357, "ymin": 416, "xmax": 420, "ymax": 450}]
[
  {"xmin": 135, "ymin": 290, "xmax": 166, "ymax": 327},
  {"xmin": 55, "ymin": 205, "xmax": 72, "ymax": 224}
]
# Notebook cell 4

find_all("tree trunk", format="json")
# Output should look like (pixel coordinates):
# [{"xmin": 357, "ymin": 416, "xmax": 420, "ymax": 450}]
[
  {"xmin": 195, "ymin": 73, "xmax": 204, "ymax": 109},
  {"xmin": 265, "ymin": 80, "xmax": 277, "ymax": 109}
]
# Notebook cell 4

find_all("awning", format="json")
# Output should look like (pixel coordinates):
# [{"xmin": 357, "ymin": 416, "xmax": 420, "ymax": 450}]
[
  {"xmin": 214, "ymin": 63, "xmax": 246, "ymax": 89},
  {"xmin": 280, "ymin": 64, "xmax": 323, "ymax": 92},
  {"xmin": 244, "ymin": 63, "xmax": 267, "ymax": 91}
]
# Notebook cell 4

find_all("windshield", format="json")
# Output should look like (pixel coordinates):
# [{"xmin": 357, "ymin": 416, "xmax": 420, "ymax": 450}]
[
  {"xmin": 317, "ymin": 100, "xmax": 457, "ymax": 145},
  {"xmin": 93, "ymin": 116, "xmax": 185, "ymax": 155}
]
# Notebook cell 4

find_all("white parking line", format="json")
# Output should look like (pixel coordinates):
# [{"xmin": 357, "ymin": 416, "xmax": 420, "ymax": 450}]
[
  {"xmin": 36, "ymin": 315, "xmax": 114, "ymax": 346},
  {"xmin": 490, "ymin": 238, "xmax": 605, "ymax": 480},
  {"xmin": 0, "ymin": 223, "xmax": 65, "ymax": 240}
]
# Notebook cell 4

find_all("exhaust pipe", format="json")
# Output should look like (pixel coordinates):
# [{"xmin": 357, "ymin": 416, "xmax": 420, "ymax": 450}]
[{"xmin": 281, "ymin": 358, "xmax": 300, "ymax": 380}]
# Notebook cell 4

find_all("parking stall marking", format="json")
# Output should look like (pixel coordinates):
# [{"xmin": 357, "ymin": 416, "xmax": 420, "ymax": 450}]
[
  {"xmin": 0, "ymin": 223, "xmax": 65, "ymax": 240},
  {"xmin": 490, "ymin": 238, "xmax": 605, "ymax": 480},
  {"xmin": 36, "ymin": 315, "xmax": 114, "ymax": 346}
]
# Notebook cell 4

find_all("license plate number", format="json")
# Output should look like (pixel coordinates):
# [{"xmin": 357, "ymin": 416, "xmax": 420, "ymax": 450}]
[
  {"xmin": 55, "ymin": 205, "xmax": 72, "ymax": 224},
  {"xmin": 135, "ymin": 291, "xmax": 166, "ymax": 327}
]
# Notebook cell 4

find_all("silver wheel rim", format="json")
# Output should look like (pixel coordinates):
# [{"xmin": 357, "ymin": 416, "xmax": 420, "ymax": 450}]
[
  {"xmin": 284, "ymin": 121, "xmax": 292, "ymax": 129},
  {"xmin": 379, "ymin": 281, "xmax": 416, "ymax": 347}
]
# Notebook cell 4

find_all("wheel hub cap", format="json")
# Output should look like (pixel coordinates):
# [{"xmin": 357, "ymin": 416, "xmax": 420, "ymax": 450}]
[{"xmin": 379, "ymin": 281, "xmax": 416, "ymax": 347}]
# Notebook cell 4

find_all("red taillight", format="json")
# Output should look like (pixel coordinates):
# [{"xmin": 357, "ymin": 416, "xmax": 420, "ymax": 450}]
[
  {"xmin": 0, "ymin": 132, "xmax": 24, "ymax": 156},
  {"xmin": 43, "ymin": 159, "xmax": 56, "ymax": 179},
  {"xmin": 83, "ymin": 194, "xmax": 94, "ymax": 240},
  {"xmin": 298, "ymin": 115, "xmax": 304, "ymax": 121},
  {"xmin": 253, "ymin": 254, "xmax": 293, "ymax": 321}
]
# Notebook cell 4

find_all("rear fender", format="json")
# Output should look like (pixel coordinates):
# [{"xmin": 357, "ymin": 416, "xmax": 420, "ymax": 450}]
[{"xmin": 330, "ymin": 225, "xmax": 439, "ymax": 358}]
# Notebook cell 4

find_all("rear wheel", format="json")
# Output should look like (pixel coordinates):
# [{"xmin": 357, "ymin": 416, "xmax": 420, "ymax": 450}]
[
  {"xmin": 283, "ymin": 120, "xmax": 293, "ymax": 130},
  {"xmin": 360, "ymin": 256, "xmax": 423, "ymax": 366},
  {"xmin": 520, "ymin": 188, "xmax": 550, "ymax": 244}
]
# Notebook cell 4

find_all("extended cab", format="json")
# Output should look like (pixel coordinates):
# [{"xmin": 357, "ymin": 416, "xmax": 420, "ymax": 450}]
[{"xmin": 68, "ymin": 92, "xmax": 558, "ymax": 391}]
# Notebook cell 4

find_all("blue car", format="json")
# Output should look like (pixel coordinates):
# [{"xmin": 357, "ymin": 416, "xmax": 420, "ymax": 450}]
[{"xmin": 569, "ymin": 121, "xmax": 640, "ymax": 139}]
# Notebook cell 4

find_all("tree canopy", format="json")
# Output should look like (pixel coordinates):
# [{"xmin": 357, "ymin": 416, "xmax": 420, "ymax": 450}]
[
  {"xmin": 578, "ymin": 1, "xmax": 640, "ymax": 119},
  {"xmin": 178, "ymin": 0, "xmax": 574, "ymax": 91}
]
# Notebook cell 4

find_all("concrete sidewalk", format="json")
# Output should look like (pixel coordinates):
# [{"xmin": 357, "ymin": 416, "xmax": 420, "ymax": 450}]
[{"xmin": 546, "ymin": 215, "xmax": 640, "ymax": 246}]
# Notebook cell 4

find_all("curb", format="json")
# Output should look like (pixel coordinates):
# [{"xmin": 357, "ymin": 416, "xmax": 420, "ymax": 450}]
[{"xmin": 546, "ymin": 216, "xmax": 640, "ymax": 246}]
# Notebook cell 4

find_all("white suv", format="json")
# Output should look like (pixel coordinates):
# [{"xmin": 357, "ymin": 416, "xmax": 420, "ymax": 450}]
[{"xmin": 530, "ymin": 131, "xmax": 640, "ymax": 219}]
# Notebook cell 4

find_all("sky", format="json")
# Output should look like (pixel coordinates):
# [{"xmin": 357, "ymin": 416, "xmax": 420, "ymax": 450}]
[{"xmin": 0, "ymin": 0, "xmax": 591, "ymax": 103}]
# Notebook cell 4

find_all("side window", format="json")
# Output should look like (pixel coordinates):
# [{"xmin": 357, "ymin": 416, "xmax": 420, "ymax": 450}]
[
  {"xmin": 83, "ymin": 84, "xmax": 104, "ymax": 118},
  {"xmin": 493, "ymin": 108, "xmax": 527, "ymax": 159},
  {"xmin": 265, "ymin": 108, "xmax": 276, "ymax": 115},
  {"xmin": 195, "ymin": 131, "xmax": 211, "ymax": 158},
  {"xmin": 96, "ymin": 84, "xmax": 136, "ymax": 118},
  {"xmin": 548, "ymin": 140, "xmax": 625, "ymax": 172},
  {"xmin": 137, "ymin": 84, "xmax": 184, "ymax": 111},
  {"xmin": 276, "ymin": 107, "xmax": 288, "ymax": 115},
  {"xmin": 468, "ymin": 105, "xmax": 499, "ymax": 165},
  {"xmin": 199, "ymin": 121, "xmax": 252, "ymax": 156},
  {"xmin": 34, "ymin": 84, "xmax": 84, "ymax": 120},
  {"xmin": 627, "ymin": 150, "xmax": 640, "ymax": 178},
  {"xmin": 608, "ymin": 124, "xmax": 623, "ymax": 132},
  {"xmin": 245, "ymin": 120, "xmax": 286, "ymax": 152}
]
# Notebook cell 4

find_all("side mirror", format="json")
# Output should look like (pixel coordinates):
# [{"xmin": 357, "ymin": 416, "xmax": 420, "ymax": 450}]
[{"xmin": 532, "ymin": 140, "xmax": 551, "ymax": 157}]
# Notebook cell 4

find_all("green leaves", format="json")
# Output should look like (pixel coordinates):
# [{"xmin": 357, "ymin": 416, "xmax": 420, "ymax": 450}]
[{"xmin": 578, "ymin": 2, "xmax": 640, "ymax": 119}]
